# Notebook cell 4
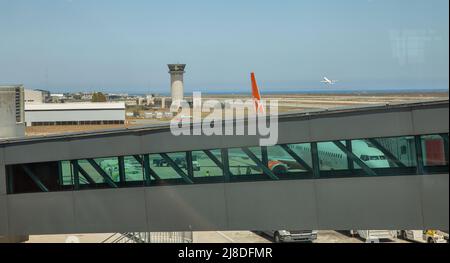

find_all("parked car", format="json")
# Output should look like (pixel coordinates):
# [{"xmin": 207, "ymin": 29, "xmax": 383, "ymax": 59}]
[{"xmin": 262, "ymin": 230, "xmax": 318, "ymax": 243}]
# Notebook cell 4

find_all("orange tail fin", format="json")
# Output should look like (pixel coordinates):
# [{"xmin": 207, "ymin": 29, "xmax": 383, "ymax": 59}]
[{"xmin": 251, "ymin": 72, "xmax": 264, "ymax": 113}]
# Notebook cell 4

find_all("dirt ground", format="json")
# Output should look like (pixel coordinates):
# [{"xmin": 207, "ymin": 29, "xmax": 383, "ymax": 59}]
[{"xmin": 25, "ymin": 92, "xmax": 448, "ymax": 136}]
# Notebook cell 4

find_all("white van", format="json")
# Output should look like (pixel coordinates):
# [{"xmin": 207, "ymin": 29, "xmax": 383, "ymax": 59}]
[{"xmin": 353, "ymin": 230, "xmax": 397, "ymax": 242}]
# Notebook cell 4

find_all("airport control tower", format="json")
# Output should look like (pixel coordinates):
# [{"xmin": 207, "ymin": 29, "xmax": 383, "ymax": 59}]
[{"xmin": 168, "ymin": 64, "xmax": 186, "ymax": 104}]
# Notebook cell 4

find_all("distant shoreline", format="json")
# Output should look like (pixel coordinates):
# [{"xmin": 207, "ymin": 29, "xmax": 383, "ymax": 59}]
[{"xmin": 129, "ymin": 89, "xmax": 449, "ymax": 97}]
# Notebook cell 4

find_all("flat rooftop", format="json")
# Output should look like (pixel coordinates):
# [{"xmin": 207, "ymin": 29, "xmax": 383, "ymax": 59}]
[{"xmin": 25, "ymin": 102, "xmax": 126, "ymax": 111}]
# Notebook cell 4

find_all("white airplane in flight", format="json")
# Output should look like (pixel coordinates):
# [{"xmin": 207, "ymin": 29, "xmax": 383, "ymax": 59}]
[{"xmin": 321, "ymin": 77, "xmax": 338, "ymax": 85}]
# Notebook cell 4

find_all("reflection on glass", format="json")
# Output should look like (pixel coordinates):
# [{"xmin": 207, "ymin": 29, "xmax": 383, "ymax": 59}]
[
  {"xmin": 421, "ymin": 135, "xmax": 448, "ymax": 166},
  {"xmin": 372, "ymin": 136, "xmax": 417, "ymax": 167},
  {"xmin": 96, "ymin": 157, "xmax": 120, "ymax": 182},
  {"xmin": 351, "ymin": 140, "xmax": 390, "ymax": 169},
  {"xmin": 124, "ymin": 156, "xmax": 144, "ymax": 181},
  {"xmin": 61, "ymin": 161, "xmax": 73, "ymax": 185},
  {"xmin": 192, "ymin": 150, "xmax": 223, "ymax": 177},
  {"xmin": 149, "ymin": 152, "xmax": 187, "ymax": 180},
  {"xmin": 228, "ymin": 148, "xmax": 260, "ymax": 176},
  {"xmin": 317, "ymin": 141, "xmax": 348, "ymax": 171},
  {"xmin": 267, "ymin": 144, "xmax": 312, "ymax": 176},
  {"xmin": 78, "ymin": 160, "xmax": 104, "ymax": 184}
]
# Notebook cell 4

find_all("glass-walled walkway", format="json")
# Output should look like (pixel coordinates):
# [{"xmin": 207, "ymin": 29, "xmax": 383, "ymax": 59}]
[{"xmin": 6, "ymin": 133, "xmax": 449, "ymax": 194}]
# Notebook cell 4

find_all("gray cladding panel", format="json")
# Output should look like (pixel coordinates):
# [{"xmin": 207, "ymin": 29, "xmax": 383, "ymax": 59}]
[
  {"xmin": 412, "ymin": 108, "xmax": 449, "ymax": 135},
  {"xmin": 1, "ymin": 104, "xmax": 448, "ymax": 164},
  {"xmin": 315, "ymin": 176, "xmax": 424, "ymax": 229},
  {"xmin": 0, "ymin": 196, "xmax": 8, "ymax": 235},
  {"xmin": 73, "ymin": 188, "xmax": 147, "ymax": 233},
  {"xmin": 310, "ymin": 111, "xmax": 414, "ymax": 142},
  {"xmin": 0, "ymin": 174, "xmax": 448, "ymax": 235},
  {"xmin": 0, "ymin": 147, "xmax": 5, "ymax": 194},
  {"xmin": 421, "ymin": 174, "xmax": 449, "ymax": 229},
  {"xmin": 225, "ymin": 180, "xmax": 318, "ymax": 230},
  {"xmin": 145, "ymin": 184, "xmax": 227, "ymax": 231},
  {"xmin": 139, "ymin": 132, "xmax": 261, "ymax": 154},
  {"xmin": 4, "ymin": 141, "xmax": 71, "ymax": 164},
  {"xmin": 7, "ymin": 192, "xmax": 75, "ymax": 235},
  {"xmin": 277, "ymin": 120, "xmax": 311, "ymax": 145},
  {"xmin": 69, "ymin": 134, "xmax": 142, "ymax": 160}
]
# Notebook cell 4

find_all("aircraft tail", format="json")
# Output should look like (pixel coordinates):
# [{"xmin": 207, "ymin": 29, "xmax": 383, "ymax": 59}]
[{"xmin": 251, "ymin": 72, "xmax": 265, "ymax": 114}]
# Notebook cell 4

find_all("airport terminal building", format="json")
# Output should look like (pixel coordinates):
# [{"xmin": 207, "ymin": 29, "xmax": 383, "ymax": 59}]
[
  {"xmin": 24, "ymin": 102, "xmax": 126, "ymax": 127},
  {"xmin": 0, "ymin": 86, "xmax": 25, "ymax": 139}
]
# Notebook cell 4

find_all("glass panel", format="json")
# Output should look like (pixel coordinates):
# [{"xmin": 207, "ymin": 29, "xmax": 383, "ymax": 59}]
[
  {"xmin": 317, "ymin": 141, "xmax": 348, "ymax": 171},
  {"xmin": 228, "ymin": 147, "xmax": 261, "ymax": 176},
  {"xmin": 61, "ymin": 161, "xmax": 73, "ymax": 185},
  {"xmin": 192, "ymin": 150, "xmax": 223, "ymax": 178},
  {"xmin": 421, "ymin": 135, "xmax": 448, "ymax": 167},
  {"xmin": 77, "ymin": 160, "xmax": 107, "ymax": 184},
  {"xmin": 96, "ymin": 157, "xmax": 121, "ymax": 183},
  {"xmin": 267, "ymin": 144, "xmax": 313, "ymax": 176},
  {"xmin": 124, "ymin": 156, "xmax": 144, "ymax": 182},
  {"xmin": 371, "ymin": 136, "xmax": 417, "ymax": 167},
  {"xmin": 351, "ymin": 140, "xmax": 391, "ymax": 169},
  {"xmin": 149, "ymin": 152, "xmax": 187, "ymax": 180}
]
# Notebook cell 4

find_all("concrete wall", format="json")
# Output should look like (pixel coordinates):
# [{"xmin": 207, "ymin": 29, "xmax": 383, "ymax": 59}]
[
  {"xmin": 171, "ymin": 72, "xmax": 184, "ymax": 102},
  {"xmin": 24, "ymin": 109, "xmax": 125, "ymax": 127},
  {"xmin": 0, "ymin": 87, "xmax": 25, "ymax": 139},
  {"xmin": 0, "ymin": 174, "xmax": 447, "ymax": 235},
  {"xmin": 24, "ymin": 89, "xmax": 44, "ymax": 104}
]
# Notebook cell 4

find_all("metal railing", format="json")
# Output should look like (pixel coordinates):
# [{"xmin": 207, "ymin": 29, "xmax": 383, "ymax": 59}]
[{"xmin": 102, "ymin": 232, "xmax": 193, "ymax": 243}]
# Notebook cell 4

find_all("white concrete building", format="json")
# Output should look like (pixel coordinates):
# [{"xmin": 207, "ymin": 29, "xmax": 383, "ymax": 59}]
[
  {"xmin": 24, "ymin": 102, "xmax": 126, "ymax": 127},
  {"xmin": 24, "ymin": 89, "xmax": 45, "ymax": 104},
  {"xmin": 0, "ymin": 85, "xmax": 25, "ymax": 138},
  {"xmin": 168, "ymin": 64, "xmax": 186, "ymax": 104}
]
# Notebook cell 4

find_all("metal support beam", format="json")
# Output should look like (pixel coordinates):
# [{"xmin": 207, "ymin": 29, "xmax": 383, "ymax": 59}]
[
  {"xmin": 280, "ymin": 144, "xmax": 313, "ymax": 172},
  {"xmin": 143, "ymin": 155, "xmax": 152, "ymax": 185},
  {"xmin": 261, "ymin": 146, "xmax": 269, "ymax": 167},
  {"xmin": 57, "ymin": 161, "xmax": 63, "ymax": 188},
  {"xmin": 441, "ymin": 134, "xmax": 449, "ymax": 164},
  {"xmin": 368, "ymin": 138, "xmax": 407, "ymax": 168},
  {"xmin": 87, "ymin": 159, "xmax": 118, "ymax": 188},
  {"xmin": 133, "ymin": 155, "xmax": 143, "ymax": 164},
  {"xmin": 333, "ymin": 141, "xmax": 377, "ymax": 177},
  {"xmin": 186, "ymin": 151, "xmax": 194, "ymax": 179},
  {"xmin": 133, "ymin": 155, "xmax": 159, "ymax": 183},
  {"xmin": 118, "ymin": 156, "xmax": 126, "ymax": 183},
  {"xmin": 76, "ymin": 163, "xmax": 96, "ymax": 185},
  {"xmin": 345, "ymin": 140, "xmax": 355, "ymax": 170},
  {"xmin": 71, "ymin": 160, "xmax": 80, "ymax": 189},
  {"xmin": 241, "ymin": 147, "xmax": 279, "ymax": 180},
  {"xmin": 310, "ymin": 142, "xmax": 320, "ymax": 178},
  {"xmin": 159, "ymin": 153, "xmax": 193, "ymax": 184},
  {"xmin": 414, "ymin": 136, "xmax": 424, "ymax": 174},
  {"xmin": 221, "ymin": 149, "xmax": 231, "ymax": 182},
  {"xmin": 203, "ymin": 150, "xmax": 234, "ymax": 177},
  {"xmin": 442, "ymin": 133, "xmax": 449, "ymax": 144},
  {"xmin": 21, "ymin": 165, "xmax": 49, "ymax": 192}
]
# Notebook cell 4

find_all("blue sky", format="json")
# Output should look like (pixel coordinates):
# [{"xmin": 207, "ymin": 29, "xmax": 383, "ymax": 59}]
[{"xmin": 0, "ymin": 0, "xmax": 448, "ymax": 93}]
